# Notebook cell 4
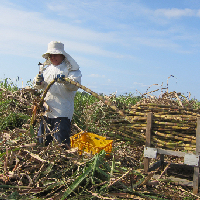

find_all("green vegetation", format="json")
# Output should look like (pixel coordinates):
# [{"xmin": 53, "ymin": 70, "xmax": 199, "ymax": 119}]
[
  {"xmin": 0, "ymin": 78, "xmax": 29, "ymax": 130},
  {"xmin": 0, "ymin": 78, "xmax": 141, "ymax": 132},
  {"xmin": 0, "ymin": 78, "xmax": 18, "ymax": 92},
  {"xmin": 73, "ymin": 91, "xmax": 141, "ymax": 135}
]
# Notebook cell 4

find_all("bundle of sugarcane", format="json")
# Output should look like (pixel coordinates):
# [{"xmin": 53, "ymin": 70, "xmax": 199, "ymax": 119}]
[
  {"xmin": 154, "ymin": 114, "xmax": 197, "ymax": 121},
  {"xmin": 129, "ymin": 104, "xmax": 200, "ymax": 116},
  {"xmin": 152, "ymin": 133, "xmax": 195, "ymax": 144},
  {"xmin": 152, "ymin": 124, "xmax": 195, "ymax": 130},
  {"xmin": 95, "ymin": 91, "xmax": 200, "ymax": 150},
  {"xmin": 153, "ymin": 130, "xmax": 196, "ymax": 141},
  {"xmin": 151, "ymin": 141, "xmax": 196, "ymax": 151}
]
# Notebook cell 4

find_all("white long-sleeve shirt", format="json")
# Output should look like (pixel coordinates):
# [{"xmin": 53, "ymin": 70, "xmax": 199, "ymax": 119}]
[{"xmin": 34, "ymin": 61, "xmax": 82, "ymax": 120}]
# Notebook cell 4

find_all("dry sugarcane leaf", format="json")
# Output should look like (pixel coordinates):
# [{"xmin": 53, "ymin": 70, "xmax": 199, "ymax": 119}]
[{"xmin": 23, "ymin": 150, "xmax": 47, "ymax": 163}]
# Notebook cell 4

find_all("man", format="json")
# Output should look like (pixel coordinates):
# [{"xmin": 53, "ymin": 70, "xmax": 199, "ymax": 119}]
[{"xmin": 34, "ymin": 41, "xmax": 82, "ymax": 148}]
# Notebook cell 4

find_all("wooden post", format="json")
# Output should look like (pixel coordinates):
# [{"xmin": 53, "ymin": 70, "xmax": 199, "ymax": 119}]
[
  {"xmin": 144, "ymin": 112, "xmax": 153, "ymax": 173},
  {"xmin": 193, "ymin": 117, "xmax": 200, "ymax": 194},
  {"xmin": 160, "ymin": 154, "xmax": 165, "ymax": 171}
]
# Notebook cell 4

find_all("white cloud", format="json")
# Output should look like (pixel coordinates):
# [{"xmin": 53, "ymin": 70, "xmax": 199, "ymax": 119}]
[
  {"xmin": 155, "ymin": 8, "xmax": 196, "ymax": 18},
  {"xmin": 0, "ymin": 4, "xmax": 136, "ymax": 59},
  {"xmin": 0, "ymin": 0, "xmax": 199, "ymax": 62},
  {"xmin": 197, "ymin": 9, "xmax": 200, "ymax": 17},
  {"xmin": 45, "ymin": 1, "xmax": 200, "ymax": 54}
]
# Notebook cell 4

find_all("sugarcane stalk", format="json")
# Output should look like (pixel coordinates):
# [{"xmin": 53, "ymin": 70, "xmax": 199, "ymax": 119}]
[
  {"xmin": 153, "ymin": 131, "xmax": 196, "ymax": 144},
  {"xmin": 163, "ymin": 130, "xmax": 196, "ymax": 135},
  {"xmin": 134, "ymin": 103, "xmax": 200, "ymax": 112},
  {"xmin": 154, "ymin": 114, "xmax": 197, "ymax": 121},
  {"xmin": 152, "ymin": 130, "xmax": 196, "ymax": 140},
  {"xmin": 39, "ymin": 79, "xmax": 56, "ymax": 108},
  {"xmin": 152, "ymin": 136, "xmax": 196, "ymax": 148},
  {"xmin": 153, "ymin": 122, "xmax": 196, "ymax": 129},
  {"xmin": 126, "ymin": 111, "xmax": 146, "ymax": 116},
  {"xmin": 125, "ymin": 116, "xmax": 147, "ymax": 121},
  {"xmin": 153, "ymin": 142, "xmax": 196, "ymax": 151},
  {"xmin": 31, "ymin": 77, "xmax": 134, "ymax": 127},
  {"xmin": 153, "ymin": 125, "xmax": 192, "ymax": 130},
  {"xmin": 152, "ymin": 136, "xmax": 183, "ymax": 146},
  {"xmin": 63, "ymin": 78, "xmax": 137, "ymax": 123},
  {"xmin": 118, "ymin": 126, "xmax": 147, "ymax": 130}
]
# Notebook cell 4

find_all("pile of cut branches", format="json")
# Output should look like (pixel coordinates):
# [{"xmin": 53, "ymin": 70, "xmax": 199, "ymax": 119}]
[
  {"xmin": 0, "ymin": 129, "xmax": 198, "ymax": 199},
  {"xmin": 0, "ymin": 79, "xmax": 40, "ymax": 131}
]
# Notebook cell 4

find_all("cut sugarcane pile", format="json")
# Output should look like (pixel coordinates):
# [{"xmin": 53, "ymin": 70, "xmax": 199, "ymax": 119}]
[{"xmin": 109, "ymin": 92, "xmax": 200, "ymax": 151}]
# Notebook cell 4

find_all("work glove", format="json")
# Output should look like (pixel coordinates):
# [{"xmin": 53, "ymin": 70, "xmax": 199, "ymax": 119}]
[
  {"xmin": 35, "ymin": 74, "xmax": 44, "ymax": 85},
  {"xmin": 56, "ymin": 74, "xmax": 68, "ymax": 84}
]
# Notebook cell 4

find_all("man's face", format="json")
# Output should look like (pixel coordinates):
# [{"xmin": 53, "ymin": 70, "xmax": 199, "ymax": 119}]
[{"xmin": 50, "ymin": 54, "xmax": 64, "ymax": 66}]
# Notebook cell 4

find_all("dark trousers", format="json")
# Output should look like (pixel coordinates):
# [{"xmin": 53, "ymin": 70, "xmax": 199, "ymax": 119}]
[{"xmin": 38, "ymin": 116, "xmax": 71, "ymax": 146}]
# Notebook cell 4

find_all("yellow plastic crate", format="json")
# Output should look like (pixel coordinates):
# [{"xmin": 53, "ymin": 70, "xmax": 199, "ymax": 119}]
[{"xmin": 70, "ymin": 131, "xmax": 113, "ymax": 155}]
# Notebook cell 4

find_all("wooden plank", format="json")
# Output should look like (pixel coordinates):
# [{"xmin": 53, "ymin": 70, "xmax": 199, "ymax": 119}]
[
  {"xmin": 157, "ymin": 148, "xmax": 185, "ymax": 157},
  {"xmin": 196, "ymin": 118, "xmax": 200, "ymax": 155},
  {"xmin": 193, "ymin": 117, "xmax": 200, "ymax": 194},
  {"xmin": 144, "ymin": 112, "xmax": 153, "ymax": 173},
  {"xmin": 146, "ymin": 112, "xmax": 153, "ymax": 147},
  {"xmin": 193, "ymin": 167, "xmax": 199, "ymax": 194},
  {"xmin": 152, "ymin": 175, "xmax": 193, "ymax": 187},
  {"xmin": 144, "ymin": 147, "xmax": 186, "ymax": 158}
]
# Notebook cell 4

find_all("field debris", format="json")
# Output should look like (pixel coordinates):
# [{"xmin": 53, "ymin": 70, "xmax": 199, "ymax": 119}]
[
  {"xmin": 1, "ymin": 79, "xmax": 200, "ymax": 199},
  {"xmin": 0, "ymin": 129, "xmax": 198, "ymax": 199}
]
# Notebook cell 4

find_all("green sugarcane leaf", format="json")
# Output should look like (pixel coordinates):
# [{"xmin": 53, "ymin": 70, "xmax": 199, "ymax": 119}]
[
  {"xmin": 95, "ymin": 167, "xmax": 109, "ymax": 179},
  {"xmin": 61, "ymin": 164, "xmax": 93, "ymax": 199},
  {"xmin": 30, "ymin": 125, "xmax": 35, "ymax": 138}
]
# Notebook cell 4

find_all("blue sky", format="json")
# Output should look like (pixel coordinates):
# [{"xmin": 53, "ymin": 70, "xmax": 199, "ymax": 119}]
[{"xmin": 1, "ymin": 0, "xmax": 200, "ymax": 99}]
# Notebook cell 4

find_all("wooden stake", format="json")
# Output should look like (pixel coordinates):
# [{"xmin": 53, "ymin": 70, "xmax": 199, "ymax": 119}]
[
  {"xmin": 193, "ymin": 117, "xmax": 200, "ymax": 194},
  {"xmin": 144, "ymin": 112, "xmax": 153, "ymax": 173}
]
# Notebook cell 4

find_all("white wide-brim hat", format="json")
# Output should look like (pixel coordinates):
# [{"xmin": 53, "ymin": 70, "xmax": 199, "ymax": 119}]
[{"xmin": 42, "ymin": 41, "xmax": 79, "ymax": 70}]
